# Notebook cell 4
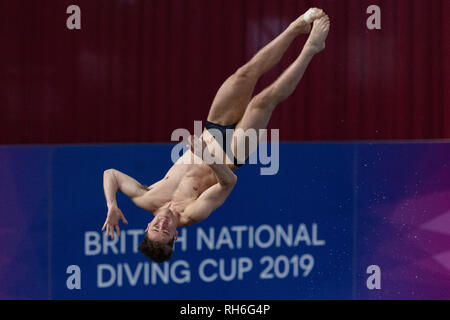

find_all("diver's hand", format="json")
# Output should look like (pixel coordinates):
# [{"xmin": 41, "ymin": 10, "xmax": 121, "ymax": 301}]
[
  {"xmin": 188, "ymin": 134, "xmax": 207, "ymax": 158},
  {"xmin": 102, "ymin": 206, "xmax": 128, "ymax": 239},
  {"xmin": 188, "ymin": 134, "xmax": 222, "ymax": 161}
]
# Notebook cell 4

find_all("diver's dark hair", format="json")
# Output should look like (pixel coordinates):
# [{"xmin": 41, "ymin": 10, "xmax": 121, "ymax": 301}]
[{"xmin": 138, "ymin": 232, "xmax": 175, "ymax": 263}]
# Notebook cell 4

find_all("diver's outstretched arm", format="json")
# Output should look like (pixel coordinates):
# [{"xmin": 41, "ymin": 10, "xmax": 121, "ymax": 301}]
[
  {"xmin": 102, "ymin": 169, "xmax": 148, "ymax": 239},
  {"xmin": 103, "ymin": 169, "xmax": 148, "ymax": 207}
]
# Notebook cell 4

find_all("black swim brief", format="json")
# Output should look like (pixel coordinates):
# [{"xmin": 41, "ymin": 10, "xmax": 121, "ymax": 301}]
[{"xmin": 205, "ymin": 121, "xmax": 244, "ymax": 168}]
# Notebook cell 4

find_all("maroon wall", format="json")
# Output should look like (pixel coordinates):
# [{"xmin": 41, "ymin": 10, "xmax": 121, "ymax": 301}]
[{"xmin": 1, "ymin": 0, "xmax": 449, "ymax": 144}]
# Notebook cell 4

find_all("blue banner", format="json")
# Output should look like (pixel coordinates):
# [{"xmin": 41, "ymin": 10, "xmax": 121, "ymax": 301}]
[{"xmin": 1, "ymin": 142, "xmax": 449, "ymax": 299}]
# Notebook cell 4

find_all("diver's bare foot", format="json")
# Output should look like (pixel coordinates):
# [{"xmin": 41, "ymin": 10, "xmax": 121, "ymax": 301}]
[
  {"xmin": 290, "ymin": 8, "xmax": 325, "ymax": 34},
  {"xmin": 304, "ymin": 15, "xmax": 330, "ymax": 54}
]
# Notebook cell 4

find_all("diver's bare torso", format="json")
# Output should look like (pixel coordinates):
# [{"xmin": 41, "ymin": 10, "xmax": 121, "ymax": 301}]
[
  {"xmin": 102, "ymin": 9, "xmax": 330, "ymax": 241},
  {"xmin": 133, "ymin": 132, "xmax": 234, "ymax": 226}
]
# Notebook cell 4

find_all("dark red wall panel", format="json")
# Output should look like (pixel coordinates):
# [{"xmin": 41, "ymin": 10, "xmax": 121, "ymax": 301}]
[{"xmin": 0, "ymin": 0, "xmax": 448, "ymax": 144}]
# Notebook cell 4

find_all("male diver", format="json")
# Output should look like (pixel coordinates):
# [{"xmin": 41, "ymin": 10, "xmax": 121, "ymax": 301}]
[{"xmin": 102, "ymin": 9, "xmax": 330, "ymax": 262}]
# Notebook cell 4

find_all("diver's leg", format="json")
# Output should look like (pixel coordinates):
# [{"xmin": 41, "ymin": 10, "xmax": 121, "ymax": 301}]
[
  {"xmin": 206, "ymin": 8, "xmax": 325, "ymax": 126},
  {"xmin": 232, "ymin": 16, "xmax": 330, "ymax": 162}
]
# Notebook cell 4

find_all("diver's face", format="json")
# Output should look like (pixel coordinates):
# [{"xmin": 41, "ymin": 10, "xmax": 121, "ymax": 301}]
[{"xmin": 145, "ymin": 210, "xmax": 178, "ymax": 243}]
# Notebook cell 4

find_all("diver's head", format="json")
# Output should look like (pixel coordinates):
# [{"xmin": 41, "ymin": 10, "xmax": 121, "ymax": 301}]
[{"xmin": 138, "ymin": 208, "xmax": 178, "ymax": 263}]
